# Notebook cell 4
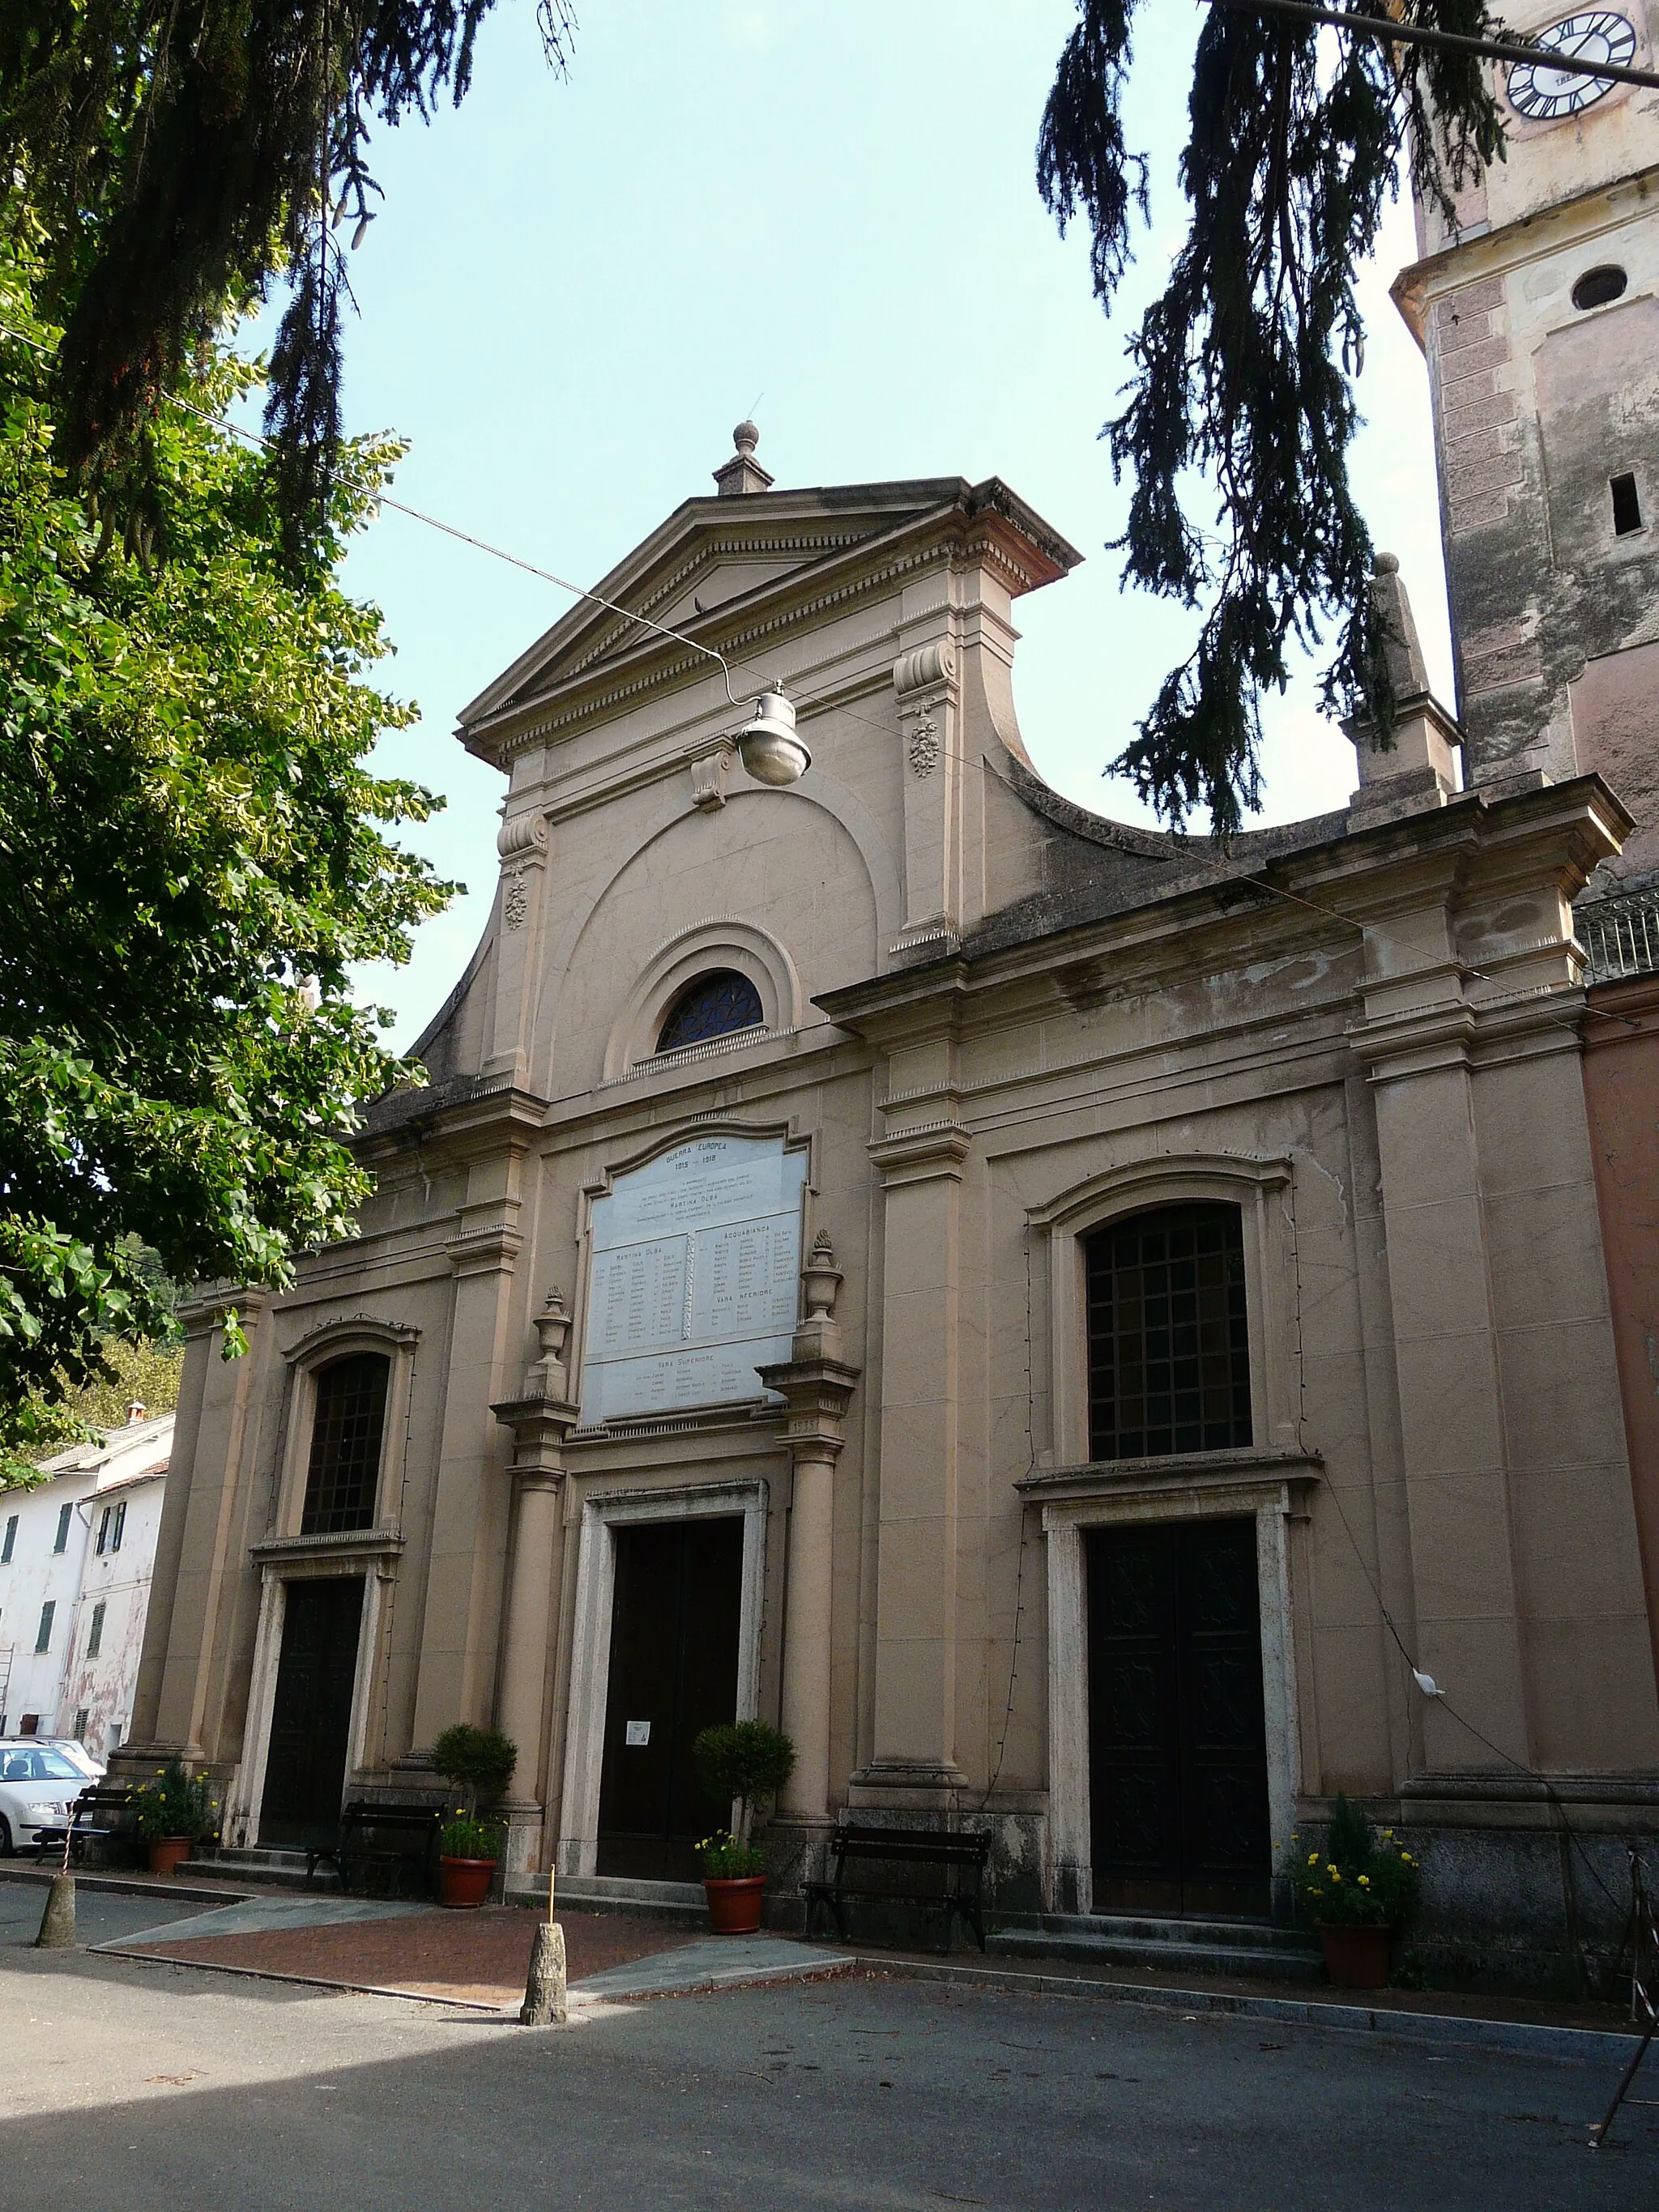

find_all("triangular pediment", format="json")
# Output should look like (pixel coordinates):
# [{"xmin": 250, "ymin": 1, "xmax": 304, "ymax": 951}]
[{"xmin": 455, "ymin": 476, "xmax": 1079, "ymax": 757}]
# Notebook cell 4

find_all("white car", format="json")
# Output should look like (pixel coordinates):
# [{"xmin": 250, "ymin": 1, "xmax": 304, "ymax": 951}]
[{"xmin": 0, "ymin": 1742, "xmax": 93, "ymax": 1856}]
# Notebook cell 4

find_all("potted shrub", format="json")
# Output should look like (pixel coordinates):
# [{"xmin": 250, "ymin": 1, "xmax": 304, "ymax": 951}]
[
  {"xmin": 130, "ymin": 1761, "xmax": 216, "ymax": 1876},
  {"xmin": 692, "ymin": 1720, "xmax": 796, "ymax": 1935},
  {"xmin": 1288, "ymin": 1793, "xmax": 1421, "ymax": 1988},
  {"xmin": 431, "ymin": 1724, "xmax": 517, "ymax": 1907},
  {"xmin": 437, "ymin": 1811, "xmax": 506, "ymax": 1907}
]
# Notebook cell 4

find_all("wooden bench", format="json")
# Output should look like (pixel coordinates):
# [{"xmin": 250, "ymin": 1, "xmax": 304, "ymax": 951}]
[
  {"xmin": 309, "ymin": 1801, "xmax": 444, "ymax": 1898},
  {"xmin": 31, "ymin": 1786, "xmax": 137, "ymax": 1866},
  {"xmin": 803, "ymin": 1823, "xmax": 990, "ymax": 1951}
]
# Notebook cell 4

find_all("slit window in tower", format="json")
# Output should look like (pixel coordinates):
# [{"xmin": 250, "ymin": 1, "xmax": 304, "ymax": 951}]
[{"xmin": 1612, "ymin": 473, "xmax": 1643, "ymax": 537}]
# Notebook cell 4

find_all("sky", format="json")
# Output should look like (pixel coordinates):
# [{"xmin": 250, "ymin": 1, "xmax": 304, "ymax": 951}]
[{"xmin": 292, "ymin": 0, "xmax": 1456, "ymax": 1050}]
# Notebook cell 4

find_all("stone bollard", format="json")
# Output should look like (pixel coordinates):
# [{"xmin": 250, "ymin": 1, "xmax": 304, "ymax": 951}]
[
  {"xmin": 519, "ymin": 1920, "xmax": 567, "ymax": 2025},
  {"xmin": 36, "ymin": 1873, "xmax": 76, "ymax": 1949}
]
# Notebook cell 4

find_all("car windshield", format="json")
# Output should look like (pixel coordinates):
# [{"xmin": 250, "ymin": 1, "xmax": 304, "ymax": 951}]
[{"xmin": 0, "ymin": 1747, "xmax": 82, "ymax": 1782}]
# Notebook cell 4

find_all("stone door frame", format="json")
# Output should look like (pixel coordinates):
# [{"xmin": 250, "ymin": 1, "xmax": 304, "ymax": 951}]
[
  {"xmin": 1020, "ymin": 1451, "xmax": 1320, "ymax": 1916},
  {"xmin": 225, "ymin": 1528, "xmax": 404, "ymax": 1850},
  {"xmin": 556, "ymin": 1477, "xmax": 768, "ymax": 1879}
]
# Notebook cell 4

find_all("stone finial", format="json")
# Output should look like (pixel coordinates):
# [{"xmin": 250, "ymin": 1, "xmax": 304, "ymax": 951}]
[
  {"xmin": 527, "ymin": 1288, "xmax": 572, "ymax": 1398},
  {"xmin": 1370, "ymin": 552, "xmax": 1431, "ymax": 703},
  {"xmin": 801, "ymin": 1230, "xmax": 842, "ymax": 1322},
  {"xmin": 713, "ymin": 420, "xmax": 775, "ymax": 498},
  {"xmin": 1343, "ymin": 553, "xmax": 1461, "ymax": 827}
]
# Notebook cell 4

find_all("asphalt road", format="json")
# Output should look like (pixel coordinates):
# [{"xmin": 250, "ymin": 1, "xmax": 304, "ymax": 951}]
[{"xmin": 3, "ymin": 1880, "xmax": 1657, "ymax": 2210}]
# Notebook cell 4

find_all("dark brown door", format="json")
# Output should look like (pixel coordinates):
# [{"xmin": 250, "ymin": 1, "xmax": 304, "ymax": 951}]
[
  {"xmin": 1087, "ymin": 1519, "xmax": 1270, "ymax": 1917},
  {"xmin": 259, "ymin": 1577, "xmax": 364, "ymax": 1850},
  {"xmin": 596, "ymin": 1518, "xmax": 743, "ymax": 1881}
]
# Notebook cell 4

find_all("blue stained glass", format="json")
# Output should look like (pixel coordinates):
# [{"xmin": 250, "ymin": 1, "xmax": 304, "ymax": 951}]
[{"xmin": 655, "ymin": 970, "xmax": 765, "ymax": 1053}]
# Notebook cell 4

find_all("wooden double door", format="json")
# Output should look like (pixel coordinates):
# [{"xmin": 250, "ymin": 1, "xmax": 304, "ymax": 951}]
[
  {"xmin": 1086, "ymin": 1518, "xmax": 1271, "ymax": 1918},
  {"xmin": 259, "ymin": 1575, "xmax": 363, "ymax": 1850},
  {"xmin": 596, "ymin": 1517, "xmax": 744, "ymax": 1881}
]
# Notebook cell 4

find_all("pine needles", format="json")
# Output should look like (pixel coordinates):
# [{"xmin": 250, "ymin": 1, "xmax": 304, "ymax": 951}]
[
  {"xmin": 1038, "ymin": 1, "xmax": 1504, "ymax": 831},
  {"xmin": 0, "ymin": 2, "xmax": 578, "ymax": 568}
]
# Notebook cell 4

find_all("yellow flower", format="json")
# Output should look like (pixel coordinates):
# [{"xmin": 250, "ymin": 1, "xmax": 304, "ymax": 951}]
[
  {"xmin": 1358, "ymin": 1874, "xmax": 1371, "ymax": 1887},
  {"xmin": 1329, "ymin": 1867, "xmax": 1341, "ymax": 1882},
  {"xmin": 1381, "ymin": 1828, "xmax": 1393, "ymax": 1839},
  {"xmin": 1307, "ymin": 1851, "xmax": 1319, "ymax": 1865}
]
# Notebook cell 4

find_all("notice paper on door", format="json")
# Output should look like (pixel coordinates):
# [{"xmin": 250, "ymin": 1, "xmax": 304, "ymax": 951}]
[{"xmin": 625, "ymin": 1720, "xmax": 650, "ymax": 1745}]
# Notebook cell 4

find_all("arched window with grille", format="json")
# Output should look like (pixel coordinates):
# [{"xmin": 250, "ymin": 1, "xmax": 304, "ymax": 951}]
[
  {"xmin": 300, "ymin": 1353, "xmax": 390, "ymax": 1535},
  {"xmin": 655, "ymin": 970, "xmax": 765, "ymax": 1054},
  {"xmin": 1083, "ymin": 1203, "xmax": 1252, "ymax": 1460}
]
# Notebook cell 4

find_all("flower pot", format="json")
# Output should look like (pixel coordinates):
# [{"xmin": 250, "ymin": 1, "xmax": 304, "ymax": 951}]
[
  {"xmin": 147, "ymin": 1837, "xmax": 192, "ymax": 1877},
  {"xmin": 704, "ymin": 1875, "xmax": 766, "ymax": 1935},
  {"xmin": 1318, "ymin": 1922, "xmax": 1394, "ymax": 1989},
  {"xmin": 440, "ymin": 1855, "xmax": 497, "ymax": 1908}
]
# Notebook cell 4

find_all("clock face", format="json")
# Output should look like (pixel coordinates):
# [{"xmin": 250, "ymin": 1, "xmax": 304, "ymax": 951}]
[{"xmin": 1507, "ymin": 11, "xmax": 1638, "ymax": 118}]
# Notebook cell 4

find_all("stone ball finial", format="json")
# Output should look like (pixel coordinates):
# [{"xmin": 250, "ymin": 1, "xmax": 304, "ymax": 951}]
[
  {"xmin": 1372, "ymin": 551, "xmax": 1401, "ymax": 576},
  {"xmin": 733, "ymin": 420, "xmax": 760, "ymax": 457}
]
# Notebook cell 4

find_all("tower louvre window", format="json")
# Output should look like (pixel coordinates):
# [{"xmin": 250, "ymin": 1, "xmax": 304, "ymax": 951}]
[
  {"xmin": 1572, "ymin": 265, "xmax": 1627, "ymax": 312},
  {"xmin": 1612, "ymin": 474, "xmax": 1644, "ymax": 537}
]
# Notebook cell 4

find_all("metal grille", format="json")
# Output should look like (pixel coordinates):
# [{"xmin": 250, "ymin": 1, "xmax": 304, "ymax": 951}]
[
  {"xmin": 655, "ymin": 970, "xmax": 764, "ymax": 1052},
  {"xmin": 301, "ymin": 1354, "xmax": 388, "ymax": 1535},
  {"xmin": 1580, "ymin": 885, "xmax": 1659, "ymax": 983},
  {"xmin": 1085, "ymin": 1204, "xmax": 1252, "ymax": 1460}
]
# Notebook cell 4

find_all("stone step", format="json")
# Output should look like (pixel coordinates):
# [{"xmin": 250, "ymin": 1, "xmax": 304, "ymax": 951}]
[
  {"xmin": 1000, "ymin": 1911, "xmax": 1316, "ymax": 1952},
  {"xmin": 988, "ymin": 1914, "xmax": 1323, "ymax": 1985},
  {"xmin": 507, "ymin": 1869, "xmax": 707, "ymax": 1923},
  {"xmin": 185, "ymin": 1847, "xmax": 338, "ymax": 1893}
]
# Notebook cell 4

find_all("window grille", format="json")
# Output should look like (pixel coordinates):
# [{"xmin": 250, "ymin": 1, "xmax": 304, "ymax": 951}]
[
  {"xmin": 300, "ymin": 1354, "xmax": 390, "ymax": 1536},
  {"xmin": 655, "ymin": 970, "xmax": 765, "ymax": 1053},
  {"xmin": 87, "ymin": 1600, "xmax": 105, "ymax": 1659},
  {"xmin": 1084, "ymin": 1204, "xmax": 1252, "ymax": 1460},
  {"xmin": 1579, "ymin": 885, "xmax": 1659, "ymax": 982},
  {"xmin": 35, "ymin": 1600, "xmax": 54, "ymax": 1654}
]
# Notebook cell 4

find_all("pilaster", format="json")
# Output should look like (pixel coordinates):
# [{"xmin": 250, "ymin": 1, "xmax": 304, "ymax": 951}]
[
  {"xmin": 855, "ymin": 1089, "xmax": 973, "ymax": 1801},
  {"xmin": 490, "ymin": 1290, "xmax": 581, "ymax": 1873},
  {"xmin": 409, "ymin": 1207, "xmax": 525, "ymax": 1747},
  {"xmin": 138, "ymin": 1288, "xmax": 272, "ymax": 1767},
  {"xmin": 483, "ymin": 802, "xmax": 549, "ymax": 1083},
  {"xmin": 756, "ymin": 1234, "xmax": 861, "ymax": 1823}
]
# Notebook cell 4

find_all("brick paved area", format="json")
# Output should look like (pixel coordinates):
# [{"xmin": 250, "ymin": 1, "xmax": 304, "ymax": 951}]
[{"xmin": 134, "ymin": 1905, "xmax": 694, "ymax": 2005}]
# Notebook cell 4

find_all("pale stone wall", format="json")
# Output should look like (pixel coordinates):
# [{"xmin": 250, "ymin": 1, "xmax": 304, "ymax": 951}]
[
  {"xmin": 120, "ymin": 451, "xmax": 1659, "ymax": 1989},
  {"xmin": 1397, "ymin": 47, "xmax": 1659, "ymax": 876}
]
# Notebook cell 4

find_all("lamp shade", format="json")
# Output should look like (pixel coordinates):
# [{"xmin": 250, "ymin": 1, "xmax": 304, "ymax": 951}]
[{"xmin": 736, "ymin": 689, "xmax": 810, "ymax": 786}]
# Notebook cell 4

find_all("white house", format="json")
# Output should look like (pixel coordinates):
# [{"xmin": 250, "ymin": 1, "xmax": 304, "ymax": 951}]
[{"xmin": 0, "ymin": 1409, "xmax": 173, "ymax": 1758}]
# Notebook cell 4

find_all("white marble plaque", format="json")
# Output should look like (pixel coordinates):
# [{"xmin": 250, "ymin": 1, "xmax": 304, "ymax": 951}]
[{"xmin": 580, "ymin": 1132, "xmax": 807, "ymax": 1421}]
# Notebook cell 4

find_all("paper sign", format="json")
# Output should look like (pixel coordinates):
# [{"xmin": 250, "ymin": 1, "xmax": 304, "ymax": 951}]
[{"xmin": 625, "ymin": 1720, "xmax": 650, "ymax": 1747}]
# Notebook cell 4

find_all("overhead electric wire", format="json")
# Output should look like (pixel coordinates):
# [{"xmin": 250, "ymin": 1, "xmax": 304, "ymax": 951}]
[{"xmin": 1209, "ymin": 0, "xmax": 1659, "ymax": 92}]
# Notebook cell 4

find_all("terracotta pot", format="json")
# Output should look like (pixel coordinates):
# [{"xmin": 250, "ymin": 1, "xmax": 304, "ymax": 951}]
[
  {"xmin": 704, "ymin": 1875, "xmax": 766, "ymax": 1935},
  {"xmin": 1318, "ymin": 1922, "xmax": 1394, "ymax": 1989},
  {"xmin": 147, "ymin": 1837, "xmax": 192, "ymax": 1877},
  {"xmin": 440, "ymin": 1854, "xmax": 497, "ymax": 1908}
]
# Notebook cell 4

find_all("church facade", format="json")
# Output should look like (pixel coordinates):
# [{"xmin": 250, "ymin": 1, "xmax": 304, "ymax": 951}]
[{"xmin": 123, "ymin": 27, "xmax": 1659, "ymax": 1990}]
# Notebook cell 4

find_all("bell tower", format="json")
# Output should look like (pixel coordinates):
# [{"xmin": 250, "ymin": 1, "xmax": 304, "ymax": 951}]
[{"xmin": 1393, "ymin": 10, "xmax": 1659, "ymax": 880}]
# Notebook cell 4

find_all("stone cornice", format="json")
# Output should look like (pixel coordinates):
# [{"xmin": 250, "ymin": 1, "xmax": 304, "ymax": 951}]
[
  {"xmin": 867, "ymin": 1121, "xmax": 973, "ymax": 1184},
  {"xmin": 177, "ymin": 1287, "xmax": 270, "ymax": 1340},
  {"xmin": 1017, "ymin": 1447, "xmax": 1323, "ymax": 1507},
  {"xmin": 250, "ymin": 1525, "xmax": 406, "ymax": 1566}
]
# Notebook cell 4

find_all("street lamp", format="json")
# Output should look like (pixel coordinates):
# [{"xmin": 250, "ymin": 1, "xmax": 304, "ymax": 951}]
[{"xmin": 736, "ymin": 688, "xmax": 811, "ymax": 786}]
